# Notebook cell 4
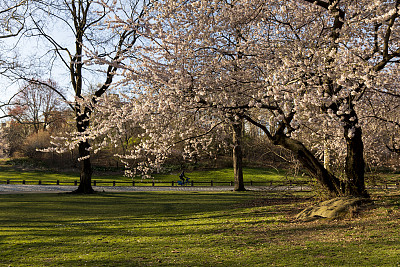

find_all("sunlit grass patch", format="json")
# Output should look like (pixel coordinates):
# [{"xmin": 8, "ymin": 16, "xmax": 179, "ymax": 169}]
[
  {"xmin": 0, "ymin": 163, "xmax": 302, "ymax": 185},
  {"xmin": 154, "ymin": 167, "xmax": 305, "ymax": 183}
]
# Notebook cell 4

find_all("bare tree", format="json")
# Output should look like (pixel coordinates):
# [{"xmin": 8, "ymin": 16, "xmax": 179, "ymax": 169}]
[
  {"xmin": 7, "ymin": 79, "xmax": 63, "ymax": 132},
  {"xmin": 0, "ymin": 0, "xmax": 29, "ymax": 114},
  {"xmin": 23, "ymin": 0, "xmax": 149, "ymax": 193},
  {"xmin": 0, "ymin": 0, "xmax": 27, "ymax": 39}
]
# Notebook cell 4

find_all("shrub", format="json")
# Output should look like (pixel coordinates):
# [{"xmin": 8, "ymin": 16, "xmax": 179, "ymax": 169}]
[{"xmin": 23, "ymin": 131, "xmax": 51, "ymax": 158}]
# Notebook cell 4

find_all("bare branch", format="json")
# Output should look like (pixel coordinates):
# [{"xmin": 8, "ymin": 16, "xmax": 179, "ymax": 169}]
[{"xmin": 167, "ymin": 121, "xmax": 224, "ymax": 151}]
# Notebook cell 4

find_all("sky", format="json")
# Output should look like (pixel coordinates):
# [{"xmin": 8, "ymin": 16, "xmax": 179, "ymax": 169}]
[
  {"xmin": 0, "ymin": 21, "xmax": 75, "ymax": 100},
  {"xmin": 0, "ymin": 1, "xmax": 142, "ymax": 120},
  {"xmin": 0, "ymin": 17, "xmax": 112, "ymax": 118}
]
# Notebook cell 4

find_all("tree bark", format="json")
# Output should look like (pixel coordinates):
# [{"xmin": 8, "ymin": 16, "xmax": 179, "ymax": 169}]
[
  {"xmin": 343, "ymin": 124, "xmax": 369, "ymax": 197},
  {"xmin": 273, "ymin": 133, "xmax": 343, "ymax": 198},
  {"xmin": 68, "ymin": 1, "xmax": 94, "ymax": 194},
  {"xmin": 325, "ymin": 99, "xmax": 369, "ymax": 198},
  {"xmin": 232, "ymin": 121, "xmax": 246, "ymax": 191},
  {"xmin": 72, "ymin": 110, "xmax": 95, "ymax": 194},
  {"xmin": 74, "ymin": 140, "xmax": 94, "ymax": 194},
  {"xmin": 323, "ymin": 134, "xmax": 331, "ymax": 173},
  {"xmin": 243, "ymin": 114, "xmax": 343, "ymax": 197}
]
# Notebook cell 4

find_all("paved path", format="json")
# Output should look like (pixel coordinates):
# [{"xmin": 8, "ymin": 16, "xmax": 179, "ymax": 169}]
[
  {"xmin": 0, "ymin": 184, "xmax": 233, "ymax": 194},
  {"xmin": 0, "ymin": 184, "xmax": 309, "ymax": 194}
]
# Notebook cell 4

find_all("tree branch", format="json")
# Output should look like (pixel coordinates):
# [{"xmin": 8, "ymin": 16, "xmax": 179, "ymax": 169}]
[{"xmin": 166, "ymin": 121, "xmax": 224, "ymax": 151}]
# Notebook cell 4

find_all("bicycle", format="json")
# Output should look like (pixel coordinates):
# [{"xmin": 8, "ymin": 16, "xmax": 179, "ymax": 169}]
[{"xmin": 177, "ymin": 177, "xmax": 191, "ymax": 186}]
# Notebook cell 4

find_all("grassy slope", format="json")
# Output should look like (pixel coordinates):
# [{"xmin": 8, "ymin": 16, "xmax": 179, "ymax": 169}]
[
  {"xmin": 154, "ymin": 167, "xmax": 299, "ymax": 183},
  {"xmin": 0, "ymin": 190, "xmax": 399, "ymax": 266},
  {"xmin": 0, "ymin": 164, "xmax": 304, "ymax": 185}
]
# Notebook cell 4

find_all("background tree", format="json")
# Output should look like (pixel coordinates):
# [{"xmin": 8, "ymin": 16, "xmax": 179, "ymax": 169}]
[
  {"xmin": 0, "ymin": 0, "xmax": 27, "ymax": 39},
  {"xmin": 1, "ymin": 79, "xmax": 71, "ymax": 161},
  {"xmin": 0, "ymin": 0, "xmax": 29, "ymax": 118},
  {"xmin": 1, "ymin": 120, "xmax": 27, "ymax": 156},
  {"xmin": 7, "ymin": 79, "xmax": 64, "ymax": 133}
]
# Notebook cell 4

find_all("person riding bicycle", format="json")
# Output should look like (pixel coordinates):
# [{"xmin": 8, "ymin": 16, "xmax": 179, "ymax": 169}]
[{"xmin": 179, "ymin": 171, "xmax": 187, "ymax": 183}]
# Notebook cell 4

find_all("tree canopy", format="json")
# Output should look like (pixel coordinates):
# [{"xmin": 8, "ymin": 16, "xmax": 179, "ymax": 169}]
[{"xmin": 2, "ymin": 0, "xmax": 400, "ymax": 196}]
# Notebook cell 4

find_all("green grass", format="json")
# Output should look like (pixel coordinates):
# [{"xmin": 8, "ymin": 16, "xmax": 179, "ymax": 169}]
[
  {"xmin": 154, "ymin": 167, "xmax": 300, "ymax": 183},
  {"xmin": 0, "ymin": 158, "xmax": 396, "ymax": 187},
  {"xmin": 0, "ymin": 168, "xmax": 131, "ymax": 184},
  {"xmin": 0, "ymin": 168, "xmax": 76, "ymax": 182},
  {"xmin": 365, "ymin": 172, "xmax": 400, "ymax": 185},
  {"xmin": 0, "ymin": 190, "xmax": 399, "ymax": 266},
  {"xmin": 0, "ymin": 162, "xmax": 304, "ymax": 185}
]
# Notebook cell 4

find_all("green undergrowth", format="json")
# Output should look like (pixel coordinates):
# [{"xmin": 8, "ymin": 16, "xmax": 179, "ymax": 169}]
[{"xmin": 0, "ymin": 190, "xmax": 399, "ymax": 266}]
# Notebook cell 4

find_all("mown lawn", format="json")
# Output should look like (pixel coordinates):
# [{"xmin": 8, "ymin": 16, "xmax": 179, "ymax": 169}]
[
  {"xmin": 0, "ymin": 167, "xmax": 129, "ymax": 184},
  {"xmin": 0, "ymin": 163, "xmax": 304, "ymax": 185},
  {"xmin": 154, "ymin": 167, "xmax": 299, "ymax": 183},
  {"xmin": 0, "ymin": 190, "xmax": 399, "ymax": 266}
]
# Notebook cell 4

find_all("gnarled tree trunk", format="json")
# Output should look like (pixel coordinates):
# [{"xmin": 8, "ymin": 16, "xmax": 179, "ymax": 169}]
[
  {"xmin": 273, "ymin": 133, "xmax": 343, "ymax": 198},
  {"xmin": 244, "ymin": 115, "xmax": 344, "ymax": 197}
]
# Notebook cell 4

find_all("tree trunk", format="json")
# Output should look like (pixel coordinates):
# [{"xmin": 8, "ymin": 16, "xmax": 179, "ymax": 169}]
[
  {"xmin": 72, "ymin": 140, "xmax": 94, "ymax": 194},
  {"xmin": 343, "ymin": 125, "xmax": 368, "ymax": 197},
  {"xmin": 323, "ymin": 134, "xmax": 331, "ymax": 173},
  {"xmin": 71, "ymin": 108, "xmax": 95, "ymax": 194},
  {"xmin": 274, "ymin": 133, "xmax": 343, "ymax": 198},
  {"xmin": 243, "ymin": 114, "xmax": 343, "ymax": 197},
  {"xmin": 232, "ymin": 121, "xmax": 245, "ymax": 191}
]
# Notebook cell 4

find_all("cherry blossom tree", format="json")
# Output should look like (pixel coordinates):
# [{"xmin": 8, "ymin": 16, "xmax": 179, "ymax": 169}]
[
  {"xmin": 74, "ymin": 0, "xmax": 400, "ymax": 198},
  {"xmin": 77, "ymin": 91, "xmax": 230, "ymax": 174},
  {"xmin": 361, "ymin": 77, "xmax": 400, "ymax": 169}
]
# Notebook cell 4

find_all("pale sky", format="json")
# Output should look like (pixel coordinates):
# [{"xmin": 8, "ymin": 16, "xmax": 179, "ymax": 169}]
[{"xmin": 0, "ymin": 20, "xmax": 112, "ymax": 117}]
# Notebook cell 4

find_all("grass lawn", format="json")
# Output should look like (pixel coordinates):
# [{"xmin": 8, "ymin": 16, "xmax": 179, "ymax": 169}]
[
  {"xmin": 0, "ymin": 167, "xmax": 130, "ymax": 185},
  {"xmin": 0, "ymin": 190, "xmax": 399, "ymax": 266},
  {"xmin": 154, "ymin": 167, "xmax": 301, "ymax": 184},
  {"xmin": 0, "ymin": 162, "xmax": 305, "ymax": 185}
]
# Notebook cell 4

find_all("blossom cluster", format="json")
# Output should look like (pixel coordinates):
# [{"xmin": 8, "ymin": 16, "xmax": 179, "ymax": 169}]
[{"xmin": 52, "ymin": 0, "xmax": 400, "ymax": 176}]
